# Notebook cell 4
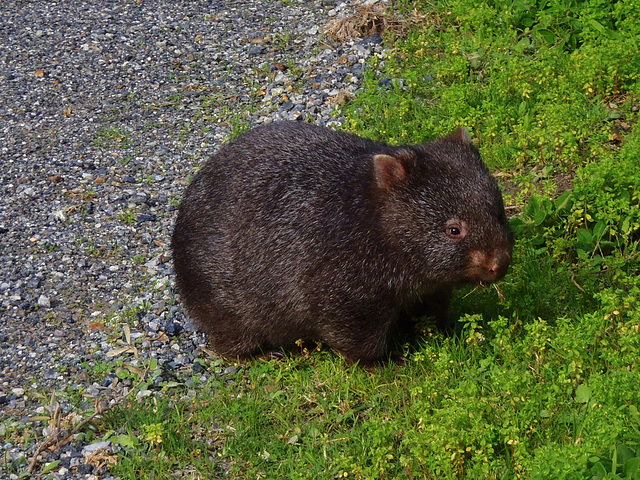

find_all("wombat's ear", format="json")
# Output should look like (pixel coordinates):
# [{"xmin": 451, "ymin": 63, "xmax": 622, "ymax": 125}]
[
  {"xmin": 373, "ymin": 151, "xmax": 415, "ymax": 190},
  {"xmin": 446, "ymin": 127, "xmax": 471, "ymax": 144}
]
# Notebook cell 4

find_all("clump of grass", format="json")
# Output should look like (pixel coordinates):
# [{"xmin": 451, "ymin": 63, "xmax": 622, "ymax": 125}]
[{"xmin": 93, "ymin": 126, "xmax": 133, "ymax": 149}]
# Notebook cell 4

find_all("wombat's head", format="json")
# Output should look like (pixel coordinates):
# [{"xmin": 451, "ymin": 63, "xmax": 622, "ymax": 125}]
[{"xmin": 374, "ymin": 128, "xmax": 513, "ymax": 288}]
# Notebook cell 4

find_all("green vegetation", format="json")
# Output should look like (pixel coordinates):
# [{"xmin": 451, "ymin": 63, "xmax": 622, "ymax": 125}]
[
  {"xmin": 118, "ymin": 207, "xmax": 137, "ymax": 225},
  {"xmin": 93, "ymin": 125, "xmax": 133, "ymax": 149},
  {"xmin": 15, "ymin": 0, "xmax": 637, "ymax": 478},
  {"xmin": 343, "ymin": 0, "xmax": 639, "ymax": 177}
]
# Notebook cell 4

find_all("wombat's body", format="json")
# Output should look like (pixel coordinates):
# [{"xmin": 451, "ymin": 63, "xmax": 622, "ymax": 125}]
[{"xmin": 172, "ymin": 122, "xmax": 512, "ymax": 364}]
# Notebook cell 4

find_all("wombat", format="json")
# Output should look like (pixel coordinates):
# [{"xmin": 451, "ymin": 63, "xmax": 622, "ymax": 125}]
[{"xmin": 172, "ymin": 121, "xmax": 512, "ymax": 365}]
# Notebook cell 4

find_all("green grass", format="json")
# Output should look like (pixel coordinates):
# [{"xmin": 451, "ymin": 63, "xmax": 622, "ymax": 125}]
[
  {"xmin": 99, "ymin": 294, "xmax": 640, "ymax": 478},
  {"xmin": 93, "ymin": 125, "xmax": 133, "ymax": 149},
  {"xmin": 13, "ymin": 0, "xmax": 639, "ymax": 478},
  {"xmin": 97, "ymin": 0, "xmax": 640, "ymax": 477},
  {"xmin": 342, "ymin": 0, "xmax": 640, "ymax": 178}
]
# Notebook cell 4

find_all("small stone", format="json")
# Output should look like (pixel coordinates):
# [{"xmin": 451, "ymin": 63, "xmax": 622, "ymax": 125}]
[
  {"xmin": 38, "ymin": 295, "xmax": 51, "ymax": 308},
  {"xmin": 151, "ymin": 301, "xmax": 165, "ymax": 310},
  {"xmin": 223, "ymin": 366, "xmax": 238, "ymax": 376},
  {"xmin": 136, "ymin": 214, "xmax": 157, "ymax": 223},
  {"xmin": 362, "ymin": 33, "xmax": 383, "ymax": 45},
  {"xmin": 131, "ymin": 191, "xmax": 149, "ymax": 204},
  {"xmin": 100, "ymin": 373, "xmax": 118, "ymax": 387},
  {"xmin": 274, "ymin": 71, "xmax": 288, "ymax": 84},
  {"xmin": 165, "ymin": 321, "xmax": 182, "ymax": 336},
  {"xmin": 85, "ymin": 385, "xmax": 100, "ymax": 396},
  {"xmin": 247, "ymin": 45, "xmax": 265, "ymax": 55},
  {"xmin": 83, "ymin": 441, "xmax": 111, "ymax": 457},
  {"xmin": 192, "ymin": 362, "xmax": 204, "ymax": 373},
  {"xmin": 76, "ymin": 464, "xmax": 93, "ymax": 474},
  {"xmin": 136, "ymin": 390, "xmax": 152, "ymax": 398},
  {"xmin": 53, "ymin": 209, "xmax": 67, "ymax": 222}
]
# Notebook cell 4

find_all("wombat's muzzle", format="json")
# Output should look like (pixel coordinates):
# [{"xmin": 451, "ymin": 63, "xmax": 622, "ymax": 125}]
[{"xmin": 466, "ymin": 247, "xmax": 512, "ymax": 285}]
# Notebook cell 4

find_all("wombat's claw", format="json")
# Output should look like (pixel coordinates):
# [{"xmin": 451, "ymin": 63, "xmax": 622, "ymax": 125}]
[
  {"xmin": 392, "ymin": 355, "xmax": 407, "ymax": 366},
  {"xmin": 260, "ymin": 351, "xmax": 285, "ymax": 361}
]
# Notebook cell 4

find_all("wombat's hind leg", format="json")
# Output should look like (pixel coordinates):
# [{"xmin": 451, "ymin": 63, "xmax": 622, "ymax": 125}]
[
  {"xmin": 189, "ymin": 304, "xmax": 262, "ymax": 360},
  {"xmin": 213, "ymin": 332, "xmax": 263, "ymax": 361}
]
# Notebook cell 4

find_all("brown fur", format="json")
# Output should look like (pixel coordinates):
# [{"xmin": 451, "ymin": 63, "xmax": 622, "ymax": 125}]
[{"xmin": 172, "ymin": 122, "xmax": 513, "ymax": 365}]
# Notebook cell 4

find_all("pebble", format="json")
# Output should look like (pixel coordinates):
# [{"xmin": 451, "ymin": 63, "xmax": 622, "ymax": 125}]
[{"xmin": 82, "ymin": 441, "xmax": 111, "ymax": 457}]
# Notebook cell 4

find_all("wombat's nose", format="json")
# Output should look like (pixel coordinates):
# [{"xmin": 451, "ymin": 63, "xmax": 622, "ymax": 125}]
[
  {"xmin": 488, "ymin": 249, "xmax": 511, "ymax": 276},
  {"xmin": 467, "ymin": 248, "xmax": 511, "ymax": 284}
]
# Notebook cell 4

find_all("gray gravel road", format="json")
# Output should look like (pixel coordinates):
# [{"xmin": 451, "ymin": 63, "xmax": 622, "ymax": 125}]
[{"xmin": 0, "ymin": 0, "xmax": 387, "ymax": 477}]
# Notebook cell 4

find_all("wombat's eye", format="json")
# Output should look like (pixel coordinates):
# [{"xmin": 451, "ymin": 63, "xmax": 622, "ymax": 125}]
[{"xmin": 445, "ymin": 219, "xmax": 467, "ymax": 241}]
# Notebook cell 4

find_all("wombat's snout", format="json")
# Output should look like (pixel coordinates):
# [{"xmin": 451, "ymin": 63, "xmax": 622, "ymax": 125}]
[{"xmin": 467, "ymin": 247, "xmax": 512, "ymax": 285}]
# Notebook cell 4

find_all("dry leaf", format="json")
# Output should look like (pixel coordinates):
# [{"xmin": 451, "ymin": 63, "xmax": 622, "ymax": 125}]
[
  {"xmin": 151, "ymin": 332, "xmax": 170, "ymax": 342},
  {"xmin": 123, "ymin": 324, "xmax": 131, "ymax": 344},
  {"xmin": 27, "ymin": 416, "xmax": 52, "ymax": 423},
  {"xmin": 123, "ymin": 364, "xmax": 144, "ymax": 377},
  {"xmin": 106, "ymin": 345, "xmax": 136, "ymax": 358}
]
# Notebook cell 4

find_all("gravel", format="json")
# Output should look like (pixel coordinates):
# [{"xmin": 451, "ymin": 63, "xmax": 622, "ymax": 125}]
[{"xmin": 0, "ymin": 0, "xmax": 390, "ymax": 477}]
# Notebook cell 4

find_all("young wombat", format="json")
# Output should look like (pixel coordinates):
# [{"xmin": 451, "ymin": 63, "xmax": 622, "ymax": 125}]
[{"xmin": 172, "ymin": 121, "xmax": 512, "ymax": 365}]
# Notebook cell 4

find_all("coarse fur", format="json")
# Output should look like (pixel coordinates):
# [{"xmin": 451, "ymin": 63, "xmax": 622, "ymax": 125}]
[{"xmin": 172, "ymin": 121, "xmax": 513, "ymax": 365}]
